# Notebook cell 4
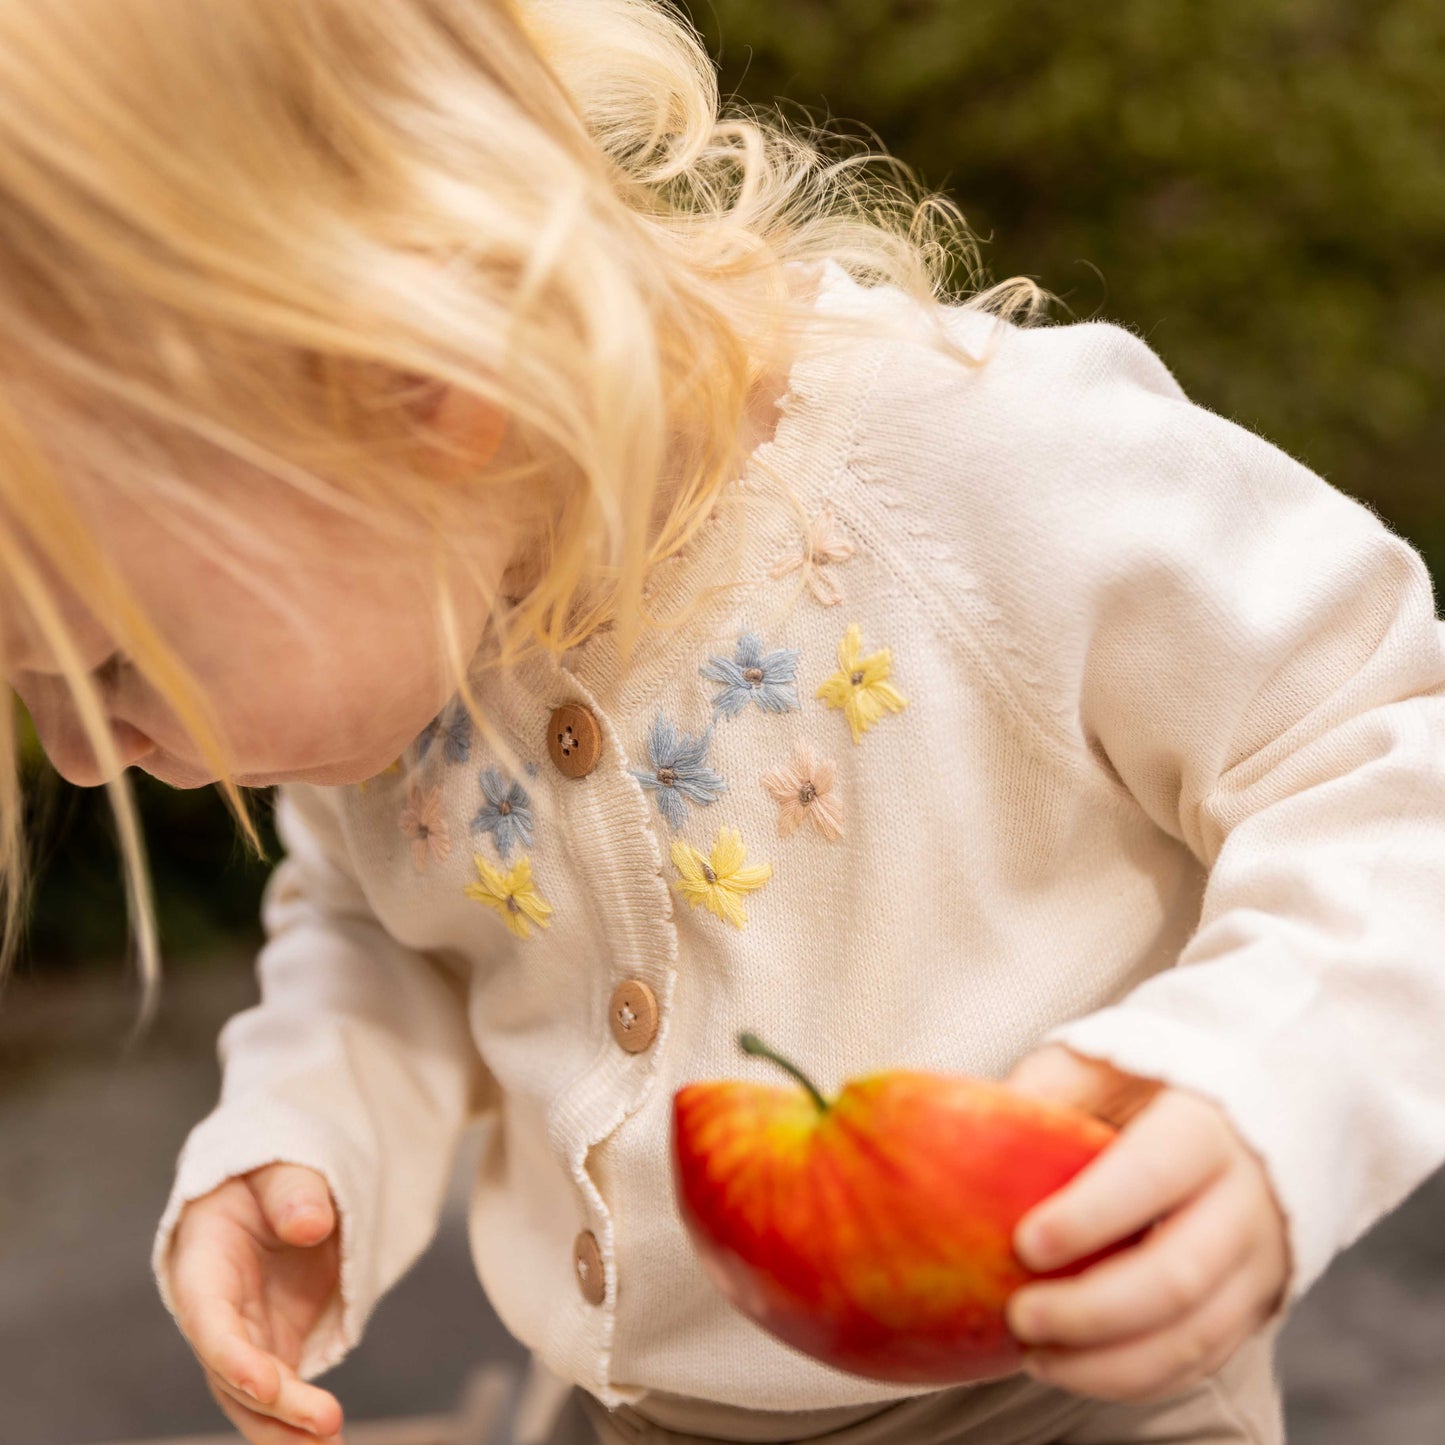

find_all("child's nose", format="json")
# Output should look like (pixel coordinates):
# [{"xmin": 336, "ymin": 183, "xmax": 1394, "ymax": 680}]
[
  {"xmin": 76, "ymin": 718, "xmax": 155, "ymax": 786},
  {"xmin": 33, "ymin": 706, "xmax": 155, "ymax": 787}
]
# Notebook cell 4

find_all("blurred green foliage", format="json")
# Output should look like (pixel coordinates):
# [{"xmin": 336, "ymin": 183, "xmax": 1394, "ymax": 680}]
[
  {"xmin": 16, "ymin": 0, "xmax": 1444, "ymax": 969},
  {"xmin": 15, "ymin": 700, "xmax": 277, "ymax": 971},
  {"xmin": 685, "ymin": 0, "xmax": 1445, "ymax": 584}
]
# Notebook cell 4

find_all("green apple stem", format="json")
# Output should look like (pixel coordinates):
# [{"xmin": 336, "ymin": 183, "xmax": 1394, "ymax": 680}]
[{"xmin": 738, "ymin": 1032, "xmax": 830, "ymax": 1113}]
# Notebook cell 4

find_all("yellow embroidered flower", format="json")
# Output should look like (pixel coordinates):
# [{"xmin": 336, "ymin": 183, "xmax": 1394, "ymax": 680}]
[
  {"xmin": 671, "ymin": 826, "xmax": 772, "ymax": 930},
  {"xmin": 815, "ymin": 622, "xmax": 909, "ymax": 743},
  {"xmin": 464, "ymin": 853, "xmax": 553, "ymax": 939}
]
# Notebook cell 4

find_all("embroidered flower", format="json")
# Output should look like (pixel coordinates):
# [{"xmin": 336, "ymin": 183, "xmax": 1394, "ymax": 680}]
[
  {"xmin": 397, "ymin": 783, "xmax": 453, "ymax": 872},
  {"xmin": 770, "ymin": 503, "xmax": 855, "ymax": 606},
  {"xmin": 701, "ymin": 632, "xmax": 801, "ymax": 719},
  {"xmin": 760, "ymin": 743, "xmax": 844, "ymax": 840},
  {"xmin": 631, "ymin": 715, "xmax": 727, "ymax": 830},
  {"xmin": 464, "ymin": 853, "xmax": 553, "ymax": 939},
  {"xmin": 471, "ymin": 766, "xmax": 535, "ymax": 858},
  {"xmin": 356, "ymin": 756, "xmax": 404, "ymax": 794},
  {"xmin": 670, "ymin": 826, "xmax": 772, "ymax": 930},
  {"xmin": 816, "ymin": 622, "xmax": 909, "ymax": 743},
  {"xmin": 416, "ymin": 702, "xmax": 472, "ymax": 764}
]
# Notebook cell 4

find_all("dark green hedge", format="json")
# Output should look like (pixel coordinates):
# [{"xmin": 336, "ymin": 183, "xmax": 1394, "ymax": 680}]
[{"xmin": 14, "ymin": 711, "xmax": 277, "ymax": 971}]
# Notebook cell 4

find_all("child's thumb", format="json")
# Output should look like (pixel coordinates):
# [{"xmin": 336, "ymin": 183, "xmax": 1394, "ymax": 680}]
[{"xmin": 246, "ymin": 1163, "xmax": 336, "ymax": 1247}]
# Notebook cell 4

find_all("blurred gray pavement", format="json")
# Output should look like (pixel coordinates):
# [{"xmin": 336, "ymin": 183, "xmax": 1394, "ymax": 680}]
[{"xmin": 1, "ymin": 956, "xmax": 1441, "ymax": 1444}]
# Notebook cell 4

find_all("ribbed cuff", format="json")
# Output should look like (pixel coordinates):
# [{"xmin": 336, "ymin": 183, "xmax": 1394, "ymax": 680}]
[{"xmin": 151, "ymin": 1097, "xmax": 378, "ymax": 1380}]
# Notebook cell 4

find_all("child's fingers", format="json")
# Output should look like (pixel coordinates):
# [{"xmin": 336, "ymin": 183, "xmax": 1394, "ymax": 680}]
[
  {"xmin": 177, "ymin": 1290, "xmax": 282, "ymax": 1406},
  {"xmin": 1007, "ymin": 1164, "xmax": 1254, "ymax": 1347},
  {"xmin": 206, "ymin": 1370, "xmax": 344, "ymax": 1445},
  {"xmin": 1019, "ymin": 1255, "xmax": 1263, "ymax": 1405},
  {"xmin": 1015, "ymin": 1089, "xmax": 1234, "ymax": 1273},
  {"xmin": 246, "ymin": 1163, "xmax": 336, "ymax": 1246},
  {"xmin": 183, "ymin": 1287, "xmax": 344, "ymax": 1438},
  {"xmin": 207, "ymin": 1364, "xmax": 345, "ymax": 1442}
]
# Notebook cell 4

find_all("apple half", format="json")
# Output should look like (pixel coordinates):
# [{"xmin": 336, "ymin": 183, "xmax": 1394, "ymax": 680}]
[{"xmin": 672, "ymin": 1032, "xmax": 1143, "ymax": 1384}]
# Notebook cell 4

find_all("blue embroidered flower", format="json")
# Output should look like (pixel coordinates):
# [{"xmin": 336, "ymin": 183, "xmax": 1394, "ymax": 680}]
[
  {"xmin": 701, "ymin": 632, "xmax": 801, "ymax": 719},
  {"xmin": 417, "ymin": 703, "xmax": 472, "ymax": 764},
  {"xmin": 470, "ymin": 766, "xmax": 535, "ymax": 858},
  {"xmin": 631, "ymin": 715, "xmax": 727, "ymax": 830}
]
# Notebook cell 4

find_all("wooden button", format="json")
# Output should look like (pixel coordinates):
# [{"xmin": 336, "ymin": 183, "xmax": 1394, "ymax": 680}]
[
  {"xmin": 573, "ymin": 1228, "xmax": 605, "ymax": 1305},
  {"xmin": 609, "ymin": 979, "xmax": 659, "ymax": 1053},
  {"xmin": 547, "ymin": 702, "xmax": 602, "ymax": 778}
]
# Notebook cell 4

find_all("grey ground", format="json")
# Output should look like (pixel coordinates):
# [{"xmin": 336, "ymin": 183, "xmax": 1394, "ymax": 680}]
[{"xmin": 1, "ymin": 956, "xmax": 1441, "ymax": 1445}]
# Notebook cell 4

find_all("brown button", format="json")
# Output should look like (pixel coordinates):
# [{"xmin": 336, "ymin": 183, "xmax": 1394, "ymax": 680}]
[
  {"xmin": 573, "ymin": 1228, "xmax": 605, "ymax": 1305},
  {"xmin": 547, "ymin": 702, "xmax": 602, "ymax": 778},
  {"xmin": 609, "ymin": 979, "xmax": 659, "ymax": 1053}
]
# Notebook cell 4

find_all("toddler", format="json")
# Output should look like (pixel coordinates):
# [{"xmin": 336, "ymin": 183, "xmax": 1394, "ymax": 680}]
[{"xmin": 2, "ymin": 3, "xmax": 1443, "ymax": 1444}]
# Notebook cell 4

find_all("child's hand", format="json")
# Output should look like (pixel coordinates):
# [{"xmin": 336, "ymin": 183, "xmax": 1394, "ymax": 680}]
[
  {"xmin": 165, "ymin": 1163, "xmax": 347, "ymax": 1444},
  {"xmin": 1000, "ymin": 1043, "xmax": 1291, "ymax": 1405}
]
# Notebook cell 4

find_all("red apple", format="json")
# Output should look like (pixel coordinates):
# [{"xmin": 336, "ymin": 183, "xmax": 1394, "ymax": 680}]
[{"xmin": 671, "ymin": 1032, "xmax": 1145, "ymax": 1385}]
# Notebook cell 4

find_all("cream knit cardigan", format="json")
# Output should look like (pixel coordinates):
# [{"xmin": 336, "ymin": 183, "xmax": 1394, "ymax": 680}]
[{"xmin": 152, "ymin": 260, "xmax": 1445, "ymax": 1412}]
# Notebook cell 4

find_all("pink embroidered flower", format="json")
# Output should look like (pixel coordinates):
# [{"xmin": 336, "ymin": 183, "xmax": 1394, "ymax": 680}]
[
  {"xmin": 398, "ymin": 783, "xmax": 452, "ymax": 873},
  {"xmin": 760, "ymin": 742, "xmax": 844, "ymax": 840},
  {"xmin": 770, "ymin": 503, "xmax": 855, "ymax": 606}
]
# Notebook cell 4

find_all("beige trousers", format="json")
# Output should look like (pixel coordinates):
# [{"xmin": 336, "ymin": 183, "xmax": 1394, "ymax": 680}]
[{"xmin": 554, "ymin": 1323, "xmax": 1285, "ymax": 1445}]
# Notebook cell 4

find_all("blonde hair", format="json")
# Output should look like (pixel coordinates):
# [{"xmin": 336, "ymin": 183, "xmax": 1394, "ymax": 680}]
[{"xmin": 0, "ymin": 0, "xmax": 1056, "ymax": 1043}]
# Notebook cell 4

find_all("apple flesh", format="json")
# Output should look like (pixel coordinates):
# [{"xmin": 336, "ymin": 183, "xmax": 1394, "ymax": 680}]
[{"xmin": 672, "ymin": 1033, "xmax": 1144, "ymax": 1385}]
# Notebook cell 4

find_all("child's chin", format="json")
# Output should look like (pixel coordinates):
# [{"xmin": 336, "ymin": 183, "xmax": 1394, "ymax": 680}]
[
  {"xmin": 140, "ymin": 750, "xmax": 395, "ymax": 790},
  {"xmin": 135, "ymin": 753, "xmax": 219, "ymax": 789}
]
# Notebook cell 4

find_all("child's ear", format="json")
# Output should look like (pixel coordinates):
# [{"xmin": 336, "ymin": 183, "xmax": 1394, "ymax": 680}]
[{"xmin": 397, "ymin": 371, "xmax": 509, "ymax": 479}]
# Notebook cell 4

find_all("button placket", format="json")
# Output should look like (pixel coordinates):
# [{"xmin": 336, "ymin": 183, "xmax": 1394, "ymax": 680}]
[{"xmin": 490, "ymin": 658, "xmax": 678, "ymax": 1395}]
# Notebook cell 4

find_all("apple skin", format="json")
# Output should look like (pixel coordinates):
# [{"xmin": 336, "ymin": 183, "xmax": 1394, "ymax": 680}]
[{"xmin": 672, "ymin": 1060, "xmax": 1146, "ymax": 1386}]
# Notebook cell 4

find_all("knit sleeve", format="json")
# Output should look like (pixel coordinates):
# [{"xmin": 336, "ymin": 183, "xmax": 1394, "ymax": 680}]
[
  {"xmin": 150, "ymin": 781, "xmax": 498, "ymax": 1380},
  {"xmin": 857, "ymin": 312, "xmax": 1445, "ymax": 1326}
]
